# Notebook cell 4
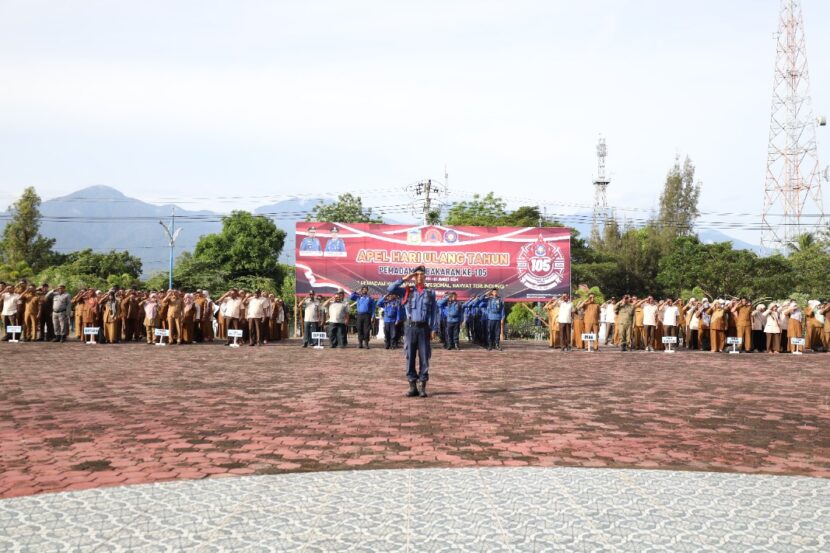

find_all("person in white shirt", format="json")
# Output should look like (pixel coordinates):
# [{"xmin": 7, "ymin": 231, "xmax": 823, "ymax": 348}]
[
  {"xmin": 244, "ymin": 290, "xmax": 269, "ymax": 346},
  {"xmin": 763, "ymin": 303, "xmax": 781, "ymax": 354},
  {"xmin": 1, "ymin": 283, "xmax": 23, "ymax": 341},
  {"xmin": 601, "ymin": 299, "xmax": 616, "ymax": 346},
  {"xmin": 556, "ymin": 294, "xmax": 574, "ymax": 352},
  {"xmin": 301, "ymin": 293, "xmax": 322, "ymax": 347},
  {"xmin": 323, "ymin": 291, "xmax": 349, "ymax": 348},
  {"xmin": 217, "ymin": 289, "xmax": 243, "ymax": 346},
  {"xmin": 662, "ymin": 299, "xmax": 680, "ymax": 341},
  {"xmin": 642, "ymin": 297, "xmax": 658, "ymax": 352}
]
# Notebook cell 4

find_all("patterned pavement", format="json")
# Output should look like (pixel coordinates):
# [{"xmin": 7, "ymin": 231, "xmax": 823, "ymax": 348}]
[
  {"xmin": 1, "ymin": 339, "xmax": 829, "ymax": 501},
  {"xmin": 1, "ymin": 467, "xmax": 828, "ymax": 552}
]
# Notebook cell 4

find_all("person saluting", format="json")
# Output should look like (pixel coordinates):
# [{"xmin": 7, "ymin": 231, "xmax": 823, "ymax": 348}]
[{"xmin": 388, "ymin": 266, "xmax": 436, "ymax": 398}]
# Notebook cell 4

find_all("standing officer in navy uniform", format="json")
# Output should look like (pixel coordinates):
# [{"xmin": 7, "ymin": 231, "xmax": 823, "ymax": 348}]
[
  {"xmin": 479, "ymin": 287, "xmax": 505, "ymax": 351},
  {"xmin": 388, "ymin": 265, "xmax": 436, "ymax": 398},
  {"xmin": 349, "ymin": 286, "xmax": 377, "ymax": 349},
  {"xmin": 438, "ymin": 292, "xmax": 463, "ymax": 350},
  {"xmin": 377, "ymin": 293, "xmax": 401, "ymax": 349}
]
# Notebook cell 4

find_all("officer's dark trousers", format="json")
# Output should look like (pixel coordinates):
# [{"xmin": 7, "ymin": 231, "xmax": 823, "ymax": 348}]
[
  {"xmin": 303, "ymin": 321, "xmax": 318, "ymax": 346},
  {"xmin": 357, "ymin": 313, "xmax": 372, "ymax": 344},
  {"xmin": 487, "ymin": 319, "xmax": 500, "ymax": 348},
  {"xmin": 405, "ymin": 322, "xmax": 431, "ymax": 382},
  {"xmin": 447, "ymin": 322, "xmax": 460, "ymax": 349},
  {"xmin": 329, "ymin": 323, "xmax": 346, "ymax": 347},
  {"xmin": 384, "ymin": 321, "xmax": 397, "ymax": 348}
]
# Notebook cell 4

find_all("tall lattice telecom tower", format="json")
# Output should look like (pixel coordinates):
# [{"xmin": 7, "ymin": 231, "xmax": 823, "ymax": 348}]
[
  {"xmin": 761, "ymin": 0, "xmax": 825, "ymax": 248},
  {"xmin": 590, "ymin": 137, "xmax": 610, "ymax": 244}
]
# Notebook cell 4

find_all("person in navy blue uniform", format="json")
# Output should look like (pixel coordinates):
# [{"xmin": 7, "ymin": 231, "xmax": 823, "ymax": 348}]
[
  {"xmin": 477, "ymin": 288, "xmax": 505, "ymax": 351},
  {"xmin": 349, "ymin": 286, "xmax": 376, "ymax": 349},
  {"xmin": 299, "ymin": 226, "xmax": 322, "ymax": 252},
  {"xmin": 377, "ymin": 293, "xmax": 401, "ymax": 349},
  {"xmin": 324, "ymin": 226, "xmax": 346, "ymax": 253},
  {"xmin": 437, "ymin": 292, "xmax": 463, "ymax": 350},
  {"xmin": 388, "ymin": 265, "xmax": 436, "ymax": 398}
]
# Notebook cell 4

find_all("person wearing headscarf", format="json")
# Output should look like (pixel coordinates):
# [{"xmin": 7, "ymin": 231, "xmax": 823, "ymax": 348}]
[
  {"xmin": 763, "ymin": 303, "xmax": 781, "ymax": 354},
  {"xmin": 751, "ymin": 304, "xmax": 766, "ymax": 352},
  {"xmin": 140, "ymin": 293, "xmax": 160, "ymax": 344},
  {"xmin": 804, "ymin": 300, "xmax": 824, "ymax": 352},
  {"xmin": 182, "ymin": 293, "xmax": 196, "ymax": 344},
  {"xmin": 783, "ymin": 301, "xmax": 803, "ymax": 353}
]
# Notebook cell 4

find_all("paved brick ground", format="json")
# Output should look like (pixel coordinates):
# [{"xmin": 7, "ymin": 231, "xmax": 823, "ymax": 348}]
[{"xmin": 1, "ymin": 339, "xmax": 828, "ymax": 499}]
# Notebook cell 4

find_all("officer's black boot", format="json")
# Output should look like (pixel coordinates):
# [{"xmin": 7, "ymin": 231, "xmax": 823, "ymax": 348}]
[
  {"xmin": 418, "ymin": 381, "xmax": 428, "ymax": 398},
  {"xmin": 406, "ymin": 381, "xmax": 419, "ymax": 397}
]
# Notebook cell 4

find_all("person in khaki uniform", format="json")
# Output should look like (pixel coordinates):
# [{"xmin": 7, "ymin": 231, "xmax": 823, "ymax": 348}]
[
  {"xmin": 140, "ymin": 293, "xmax": 160, "ymax": 344},
  {"xmin": 195, "ymin": 291, "xmax": 214, "ymax": 342},
  {"xmin": 181, "ymin": 293, "xmax": 196, "ymax": 343},
  {"xmin": 633, "ymin": 298, "xmax": 646, "ymax": 350},
  {"xmin": 581, "ymin": 294, "xmax": 601, "ymax": 351},
  {"xmin": 543, "ymin": 298, "xmax": 560, "ymax": 348},
  {"xmin": 783, "ymin": 301, "xmax": 803, "ymax": 353},
  {"xmin": 804, "ymin": 300, "xmax": 823, "ymax": 351},
  {"xmin": 707, "ymin": 300, "xmax": 728, "ymax": 352},
  {"xmin": 20, "ymin": 285, "xmax": 43, "ymax": 341},
  {"xmin": 81, "ymin": 290, "xmax": 100, "ymax": 343},
  {"xmin": 730, "ymin": 298, "xmax": 753, "ymax": 352},
  {"xmin": 162, "ymin": 290, "xmax": 184, "ymax": 344},
  {"xmin": 102, "ymin": 290, "xmax": 121, "ymax": 343},
  {"xmin": 72, "ymin": 288, "xmax": 88, "ymax": 340},
  {"xmin": 820, "ymin": 302, "xmax": 830, "ymax": 351}
]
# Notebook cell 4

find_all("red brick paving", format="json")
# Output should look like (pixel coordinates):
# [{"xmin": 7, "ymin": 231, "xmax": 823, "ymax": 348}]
[{"xmin": 0, "ymin": 339, "xmax": 828, "ymax": 499}]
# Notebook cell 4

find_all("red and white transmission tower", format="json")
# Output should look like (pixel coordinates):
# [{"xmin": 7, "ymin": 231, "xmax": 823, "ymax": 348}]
[{"xmin": 761, "ymin": 0, "xmax": 826, "ymax": 249}]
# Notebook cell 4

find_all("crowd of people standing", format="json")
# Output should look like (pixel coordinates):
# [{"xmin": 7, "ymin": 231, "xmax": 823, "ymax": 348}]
[
  {"xmin": 0, "ymin": 281, "xmax": 288, "ymax": 346},
  {"xmin": 540, "ymin": 294, "xmax": 830, "ymax": 354}
]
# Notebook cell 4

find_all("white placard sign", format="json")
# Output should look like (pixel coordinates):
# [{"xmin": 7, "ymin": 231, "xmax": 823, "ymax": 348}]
[
  {"xmin": 227, "ymin": 328, "xmax": 244, "ymax": 347},
  {"xmin": 5, "ymin": 326, "xmax": 22, "ymax": 343},
  {"xmin": 790, "ymin": 337, "xmax": 805, "ymax": 355},
  {"xmin": 311, "ymin": 331, "xmax": 327, "ymax": 349},
  {"xmin": 581, "ymin": 333, "xmax": 596, "ymax": 341},
  {"xmin": 154, "ymin": 328, "xmax": 170, "ymax": 337},
  {"xmin": 662, "ymin": 335, "xmax": 677, "ymax": 353},
  {"xmin": 726, "ymin": 337, "xmax": 743, "ymax": 345},
  {"xmin": 83, "ymin": 327, "xmax": 100, "ymax": 345}
]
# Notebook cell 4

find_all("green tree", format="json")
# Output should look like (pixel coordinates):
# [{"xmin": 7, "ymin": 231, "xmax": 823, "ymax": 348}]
[
  {"xmin": 307, "ymin": 193, "xmax": 382, "ymax": 223},
  {"xmin": 62, "ymin": 249, "xmax": 143, "ymax": 280},
  {"xmin": 1, "ymin": 187, "xmax": 61, "ymax": 271},
  {"xmin": 788, "ymin": 238, "xmax": 830, "ymax": 298},
  {"xmin": 657, "ymin": 156, "xmax": 700, "ymax": 238},
  {"xmin": 444, "ymin": 193, "xmax": 507, "ymax": 227},
  {"xmin": 192, "ymin": 211, "xmax": 286, "ymax": 288}
]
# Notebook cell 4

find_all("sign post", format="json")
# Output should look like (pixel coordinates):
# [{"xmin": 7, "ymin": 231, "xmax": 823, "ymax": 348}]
[
  {"xmin": 662, "ymin": 336, "xmax": 677, "ymax": 353},
  {"xmin": 154, "ymin": 328, "xmax": 169, "ymax": 346},
  {"xmin": 581, "ymin": 333, "xmax": 597, "ymax": 353},
  {"xmin": 83, "ymin": 327, "xmax": 100, "ymax": 345},
  {"xmin": 5, "ymin": 326, "xmax": 22, "ymax": 343},
  {"xmin": 311, "ymin": 331, "xmax": 327, "ymax": 349},
  {"xmin": 227, "ymin": 329, "xmax": 244, "ymax": 348},
  {"xmin": 726, "ymin": 336, "xmax": 742, "ymax": 354},
  {"xmin": 791, "ymin": 337, "xmax": 805, "ymax": 355}
]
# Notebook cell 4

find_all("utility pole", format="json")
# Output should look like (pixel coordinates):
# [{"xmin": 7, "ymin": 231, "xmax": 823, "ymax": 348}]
[
  {"xmin": 408, "ymin": 177, "xmax": 448, "ymax": 225},
  {"xmin": 761, "ymin": 0, "xmax": 826, "ymax": 249},
  {"xmin": 159, "ymin": 208, "xmax": 182, "ymax": 290}
]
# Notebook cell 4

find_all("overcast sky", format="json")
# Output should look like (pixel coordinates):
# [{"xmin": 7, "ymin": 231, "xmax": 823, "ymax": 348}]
[{"xmin": 1, "ymin": 0, "xmax": 828, "ymax": 243}]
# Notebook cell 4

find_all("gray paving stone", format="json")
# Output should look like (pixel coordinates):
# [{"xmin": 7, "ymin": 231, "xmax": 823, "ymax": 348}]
[{"xmin": 0, "ymin": 467, "xmax": 828, "ymax": 552}]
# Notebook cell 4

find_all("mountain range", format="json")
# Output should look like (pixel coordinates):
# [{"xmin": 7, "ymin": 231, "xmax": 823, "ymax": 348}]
[{"xmin": 0, "ymin": 185, "xmax": 762, "ymax": 275}]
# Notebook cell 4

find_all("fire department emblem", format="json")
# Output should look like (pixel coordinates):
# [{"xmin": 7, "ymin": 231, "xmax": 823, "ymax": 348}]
[{"xmin": 516, "ymin": 235, "xmax": 565, "ymax": 290}]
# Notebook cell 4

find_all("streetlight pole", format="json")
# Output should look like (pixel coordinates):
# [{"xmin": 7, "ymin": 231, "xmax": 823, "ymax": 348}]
[{"xmin": 159, "ymin": 208, "xmax": 182, "ymax": 290}]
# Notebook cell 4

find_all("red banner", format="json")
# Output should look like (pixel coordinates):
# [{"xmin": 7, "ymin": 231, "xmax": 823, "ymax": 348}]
[{"xmin": 295, "ymin": 222, "xmax": 571, "ymax": 302}]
